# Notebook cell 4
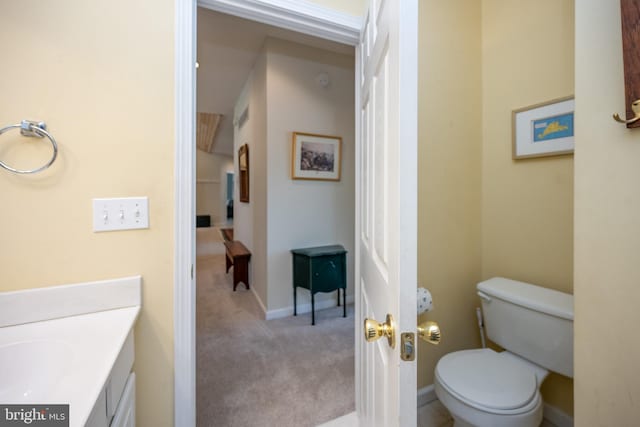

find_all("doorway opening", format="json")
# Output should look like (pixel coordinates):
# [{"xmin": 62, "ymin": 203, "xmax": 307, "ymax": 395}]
[
  {"xmin": 226, "ymin": 171, "xmax": 234, "ymax": 220},
  {"xmin": 194, "ymin": 8, "xmax": 357, "ymax": 425}
]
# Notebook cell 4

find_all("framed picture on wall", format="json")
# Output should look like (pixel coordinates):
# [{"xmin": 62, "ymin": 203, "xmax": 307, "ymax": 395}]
[
  {"xmin": 512, "ymin": 96, "xmax": 575, "ymax": 159},
  {"xmin": 291, "ymin": 132, "xmax": 342, "ymax": 181},
  {"xmin": 239, "ymin": 144, "xmax": 249, "ymax": 202}
]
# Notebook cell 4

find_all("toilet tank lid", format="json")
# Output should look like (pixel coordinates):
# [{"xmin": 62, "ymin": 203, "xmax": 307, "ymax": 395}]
[{"xmin": 478, "ymin": 277, "xmax": 573, "ymax": 320}]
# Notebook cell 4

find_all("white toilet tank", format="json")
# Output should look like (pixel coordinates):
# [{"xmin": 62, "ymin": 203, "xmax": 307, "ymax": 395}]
[{"xmin": 477, "ymin": 277, "xmax": 574, "ymax": 378}]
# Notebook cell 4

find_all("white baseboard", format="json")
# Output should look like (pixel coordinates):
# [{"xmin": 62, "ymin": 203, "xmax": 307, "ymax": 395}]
[
  {"xmin": 418, "ymin": 384, "xmax": 573, "ymax": 427},
  {"xmin": 266, "ymin": 294, "xmax": 355, "ymax": 320},
  {"xmin": 316, "ymin": 411, "xmax": 357, "ymax": 427},
  {"xmin": 543, "ymin": 403, "xmax": 574, "ymax": 427},
  {"xmin": 417, "ymin": 385, "xmax": 437, "ymax": 408}
]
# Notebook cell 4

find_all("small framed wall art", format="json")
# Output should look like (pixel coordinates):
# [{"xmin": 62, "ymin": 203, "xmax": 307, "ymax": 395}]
[
  {"xmin": 512, "ymin": 96, "xmax": 575, "ymax": 159},
  {"xmin": 291, "ymin": 132, "xmax": 342, "ymax": 181}
]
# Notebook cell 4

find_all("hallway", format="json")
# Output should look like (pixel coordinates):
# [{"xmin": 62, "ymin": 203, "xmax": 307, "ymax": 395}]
[{"xmin": 196, "ymin": 228, "xmax": 355, "ymax": 427}]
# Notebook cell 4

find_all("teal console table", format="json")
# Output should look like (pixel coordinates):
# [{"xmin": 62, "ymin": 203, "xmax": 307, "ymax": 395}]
[{"xmin": 291, "ymin": 245, "xmax": 347, "ymax": 325}]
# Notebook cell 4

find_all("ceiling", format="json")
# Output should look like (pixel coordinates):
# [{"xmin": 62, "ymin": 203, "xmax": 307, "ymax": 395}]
[{"xmin": 196, "ymin": 7, "xmax": 354, "ymax": 155}]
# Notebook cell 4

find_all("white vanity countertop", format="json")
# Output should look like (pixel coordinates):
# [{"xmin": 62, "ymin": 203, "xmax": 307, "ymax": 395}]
[{"xmin": 0, "ymin": 276, "xmax": 141, "ymax": 427}]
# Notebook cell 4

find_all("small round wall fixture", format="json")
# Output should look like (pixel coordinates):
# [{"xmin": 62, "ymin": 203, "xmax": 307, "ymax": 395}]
[{"xmin": 315, "ymin": 72, "xmax": 330, "ymax": 88}]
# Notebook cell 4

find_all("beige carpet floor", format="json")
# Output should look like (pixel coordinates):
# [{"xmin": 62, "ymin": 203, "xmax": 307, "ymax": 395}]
[
  {"xmin": 196, "ymin": 235, "xmax": 355, "ymax": 427},
  {"xmin": 197, "ymin": 227, "xmax": 226, "ymax": 256}
]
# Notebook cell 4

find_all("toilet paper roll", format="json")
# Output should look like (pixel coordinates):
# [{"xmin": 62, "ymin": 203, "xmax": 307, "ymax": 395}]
[{"xmin": 417, "ymin": 287, "xmax": 433, "ymax": 315}]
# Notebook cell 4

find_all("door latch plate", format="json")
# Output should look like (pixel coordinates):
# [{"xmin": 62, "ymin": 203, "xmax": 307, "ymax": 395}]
[{"xmin": 401, "ymin": 332, "xmax": 415, "ymax": 361}]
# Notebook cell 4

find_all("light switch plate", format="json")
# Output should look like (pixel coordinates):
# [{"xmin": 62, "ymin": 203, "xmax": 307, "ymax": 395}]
[{"xmin": 93, "ymin": 197, "xmax": 149, "ymax": 232}]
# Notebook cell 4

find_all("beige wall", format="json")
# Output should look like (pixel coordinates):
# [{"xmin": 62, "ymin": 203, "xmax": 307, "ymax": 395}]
[
  {"xmin": 417, "ymin": 0, "xmax": 483, "ymax": 389},
  {"xmin": 234, "ymin": 38, "xmax": 355, "ymax": 314},
  {"xmin": 265, "ymin": 38, "xmax": 355, "ymax": 312},
  {"xmin": 196, "ymin": 151, "xmax": 233, "ymax": 224},
  {"xmin": 574, "ymin": 1, "xmax": 640, "ymax": 424},
  {"xmin": 0, "ymin": 0, "xmax": 584, "ymax": 423},
  {"xmin": 253, "ymin": 52, "xmax": 269, "ymax": 308},
  {"xmin": 197, "ymin": 7, "xmax": 262, "ymax": 156},
  {"xmin": 481, "ymin": 0, "xmax": 575, "ymax": 415},
  {"xmin": 0, "ymin": 2, "xmax": 174, "ymax": 427},
  {"xmin": 417, "ymin": 0, "xmax": 575, "ymax": 416},
  {"xmin": 233, "ymin": 51, "xmax": 269, "ymax": 306},
  {"xmin": 308, "ymin": 0, "xmax": 366, "ymax": 16},
  {"xmin": 233, "ymin": 74, "xmax": 254, "ymax": 256},
  {"xmin": 481, "ymin": 0, "xmax": 575, "ymax": 293}
]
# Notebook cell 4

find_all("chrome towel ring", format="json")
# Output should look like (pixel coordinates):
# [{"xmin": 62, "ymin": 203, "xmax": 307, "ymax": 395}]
[{"xmin": 0, "ymin": 120, "xmax": 58, "ymax": 174}]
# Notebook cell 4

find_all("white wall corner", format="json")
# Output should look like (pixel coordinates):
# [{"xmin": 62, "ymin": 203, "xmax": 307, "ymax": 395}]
[{"xmin": 250, "ymin": 286, "xmax": 268, "ymax": 317}]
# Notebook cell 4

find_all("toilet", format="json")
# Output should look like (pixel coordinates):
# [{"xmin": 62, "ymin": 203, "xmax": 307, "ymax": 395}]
[{"xmin": 434, "ymin": 277, "xmax": 573, "ymax": 427}]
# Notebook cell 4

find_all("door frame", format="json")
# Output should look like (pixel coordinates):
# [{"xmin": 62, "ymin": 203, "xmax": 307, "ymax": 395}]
[{"xmin": 174, "ymin": 1, "xmax": 361, "ymax": 426}]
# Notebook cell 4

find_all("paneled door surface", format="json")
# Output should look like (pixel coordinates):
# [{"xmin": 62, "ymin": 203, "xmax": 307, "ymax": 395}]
[{"xmin": 355, "ymin": 0, "xmax": 418, "ymax": 426}]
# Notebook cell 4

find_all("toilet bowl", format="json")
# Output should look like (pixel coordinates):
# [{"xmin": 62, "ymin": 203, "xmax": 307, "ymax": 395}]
[
  {"xmin": 434, "ymin": 348, "xmax": 546, "ymax": 427},
  {"xmin": 434, "ymin": 278, "xmax": 574, "ymax": 427}
]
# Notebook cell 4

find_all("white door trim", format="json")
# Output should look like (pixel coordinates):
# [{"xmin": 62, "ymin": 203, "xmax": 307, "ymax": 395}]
[
  {"xmin": 174, "ymin": 2, "xmax": 361, "ymax": 426},
  {"xmin": 174, "ymin": 1, "xmax": 197, "ymax": 427},
  {"xmin": 197, "ymin": 0, "xmax": 361, "ymax": 45},
  {"xmin": 353, "ymin": 36, "xmax": 363, "ymax": 425},
  {"xmin": 397, "ymin": 1, "xmax": 419, "ymax": 423}
]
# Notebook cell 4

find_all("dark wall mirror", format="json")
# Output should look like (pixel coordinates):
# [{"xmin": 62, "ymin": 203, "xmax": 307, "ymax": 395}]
[{"xmin": 239, "ymin": 144, "xmax": 249, "ymax": 203}]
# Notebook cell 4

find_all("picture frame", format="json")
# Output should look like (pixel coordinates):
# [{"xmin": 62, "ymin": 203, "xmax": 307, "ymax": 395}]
[
  {"xmin": 512, "ymin": 96, "xmax": 575, "ymax": 159},
  {"xmin": 238, "ymin": 144, "xmax": 249, "ymax": 202},
  {"xmin": 291, "ymin": 132, "xmax": 342, "ymax": 181}
]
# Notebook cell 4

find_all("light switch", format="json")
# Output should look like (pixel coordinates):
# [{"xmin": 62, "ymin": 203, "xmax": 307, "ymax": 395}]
[{"xmin": 93, "ymin": 197, "xmax": 149, "ymax": 232}]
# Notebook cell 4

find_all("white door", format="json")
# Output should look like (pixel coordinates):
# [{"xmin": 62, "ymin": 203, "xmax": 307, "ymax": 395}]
[{"xmin": 356, "ymin": 0, "xmax": 418, "ymax": 426}]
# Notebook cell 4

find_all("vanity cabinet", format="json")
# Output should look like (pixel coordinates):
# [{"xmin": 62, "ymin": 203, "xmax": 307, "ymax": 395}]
[
  {"xmin": 86, "ymin": 332, "xmax": 135, "ymax": 427},
  {"xmin": 110, "ymin": 373, "xmax": 135, "ymax": 427}
]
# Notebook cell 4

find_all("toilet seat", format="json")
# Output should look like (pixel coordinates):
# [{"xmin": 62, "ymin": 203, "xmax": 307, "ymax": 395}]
[{"xmin": 435, "ymin": 349, "xmax": 539, "ymax": 414}]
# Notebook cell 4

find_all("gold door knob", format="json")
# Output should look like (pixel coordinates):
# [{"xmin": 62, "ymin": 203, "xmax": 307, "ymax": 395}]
[
  {"xmin": 364, "ymin": 314, "xmax": 396, "ymax": 349},
  {"xmin": 417, "ymin": 321, "xmax": 441, "ymax": 345}
]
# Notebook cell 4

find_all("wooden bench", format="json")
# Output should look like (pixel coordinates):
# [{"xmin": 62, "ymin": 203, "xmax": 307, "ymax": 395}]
[
  {"xmin": 220, "ymin": 228, "xmax": 233, "ymax": 242},
  {"xmin": 224, "ymin": 240, "xmax": 251, "ymax": 291}
]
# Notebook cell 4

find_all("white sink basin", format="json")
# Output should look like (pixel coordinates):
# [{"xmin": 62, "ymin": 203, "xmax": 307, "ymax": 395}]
[
  {"xmin": 0, "ymin": 340, "xmax": 73, "ymax": 401},
  {"xmin": 0, "ymin": 307, "xmax": 139, "ymax": 426},
  {"xmin": 0, "ymin": 276, "xmax": 141, "ymax": 427}
]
